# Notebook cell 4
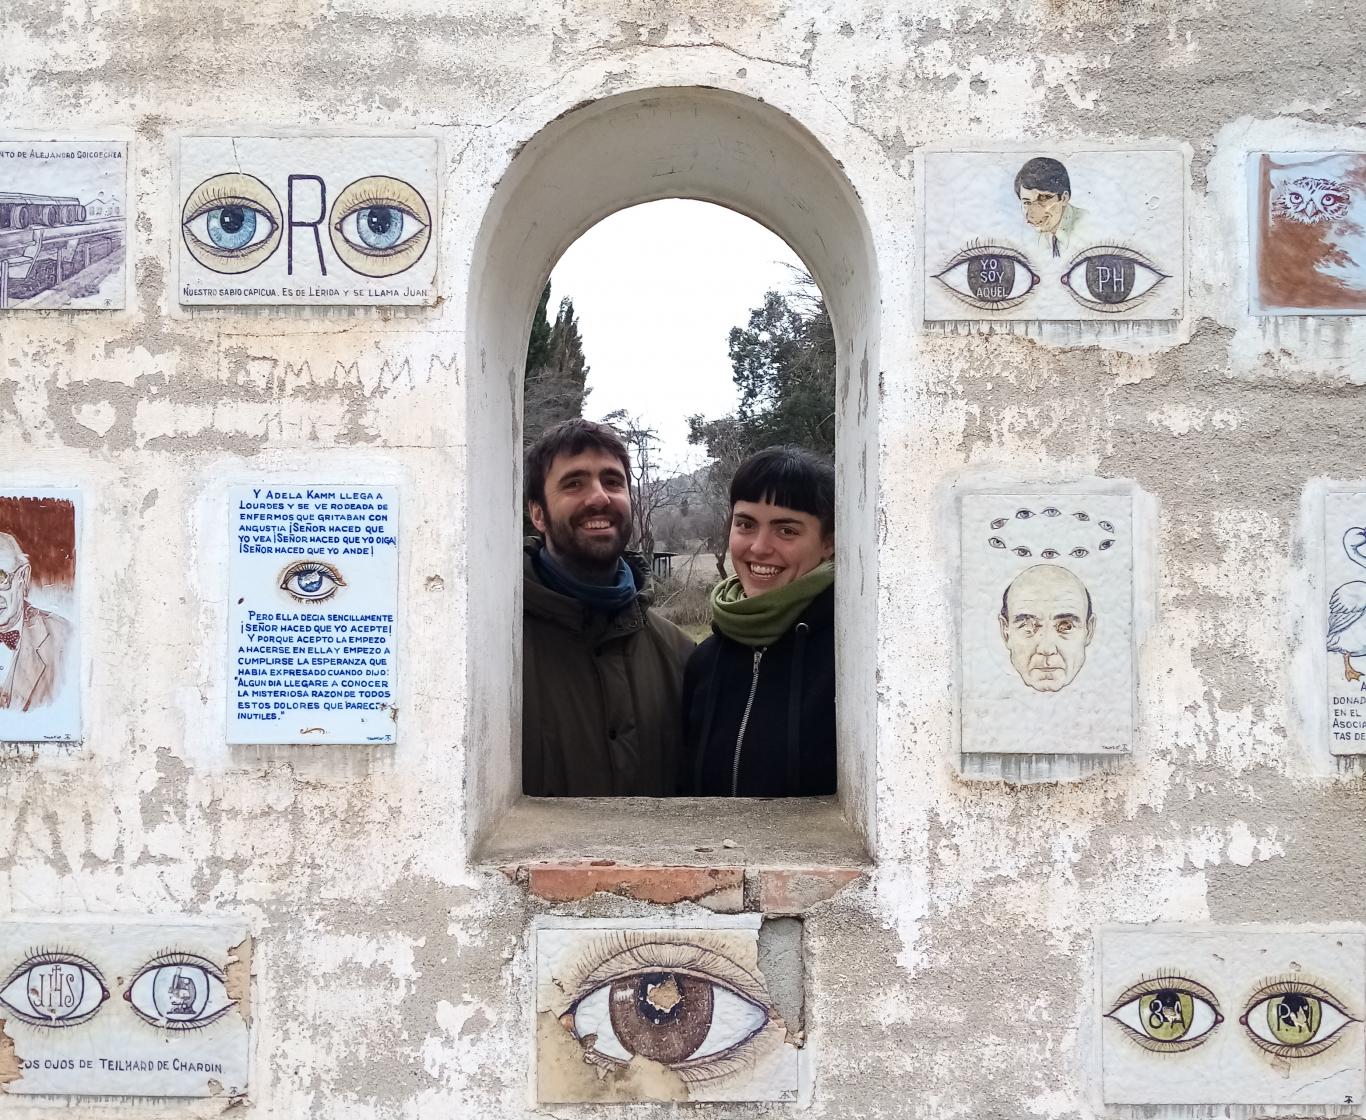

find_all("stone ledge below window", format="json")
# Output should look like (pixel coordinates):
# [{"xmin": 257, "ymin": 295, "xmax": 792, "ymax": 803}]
[{"xmin": 478, "ymin": 797, "xmax": 870, "ymax": 915}]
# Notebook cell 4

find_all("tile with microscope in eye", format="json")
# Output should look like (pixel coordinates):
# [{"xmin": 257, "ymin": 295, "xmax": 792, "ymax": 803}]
[
  {"xmin": 959, "ymin": 493, "xmax": 1134, "ymax": 759},
  {"xmin": 1326, "ymin": 493, "xmax": 1366, "ymax": 754},
  {"xmin": 534, "ymin": 917, "xmax": 800, "ymax": 1103},
  {"xmin": 0, "ymin": 916, "xmax": 250, "ymax": 1097},
  {"xmin": 922, "ymin": 148, "xmax": 1184, "ymax": 322},
  {"xmin": 1099, "ymin": 927, "xmax": 1365, "ymax": 1109}
]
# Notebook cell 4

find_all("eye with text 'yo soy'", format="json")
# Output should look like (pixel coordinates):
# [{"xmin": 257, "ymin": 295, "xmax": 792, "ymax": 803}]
[{"xmin": 934, "ymin": 245, "xmax": 1040, "ymax": 311}]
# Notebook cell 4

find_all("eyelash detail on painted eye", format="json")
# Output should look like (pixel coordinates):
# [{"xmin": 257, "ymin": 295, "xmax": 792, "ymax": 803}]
[
  {"xmin": 1240, "ymin": 974, "xmax": 1359, "ymax": 1059},
  {"xmin": 933, "ymin": 240, "xmax": 1040, "ymax": 312},
  {"xmin": 1061, "ymin": 243, "xmax": 1169, "ymax": 314},
  {"xmin": 1106, "ymin": 972, "xmax": 1223, "ymax": 1054}
]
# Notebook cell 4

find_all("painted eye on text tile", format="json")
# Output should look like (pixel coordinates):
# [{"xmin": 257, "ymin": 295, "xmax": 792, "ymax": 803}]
[
  {"xmin": 125, "ymin": 953, "xmax": 236, "ymax": 1031},
  {"xmin": 181, "ymin": 172, "xmax": 283, "ymax": 275},
  {"xmin": 1061, "ymin": 246, "xmax": 1168, "ymax": 313},
  {"xmin": 279, "ymin": 560, "xmax": 346, "ymax": 603},
  {"xmin": 1241, "ymin": 980, "xmax": 1358, "ymax": 1059},
  {"xmin": 934, "ymin": 245, "xmax": 1040, "ymax": 311},
  {"xmin": 0, "ymin": 952, "xmax": 108, "ymax": 1028},
  {"xmin": 328, "ymin": 175, "xmax": 432, "ymax": 278},
  {"xmin": 1106, "ymin": 976, "xmax": 1222, "ymax": 1052},
  {"xmin": 562, "ymin": 939, "xmax": 774, "ymax": 1083}
]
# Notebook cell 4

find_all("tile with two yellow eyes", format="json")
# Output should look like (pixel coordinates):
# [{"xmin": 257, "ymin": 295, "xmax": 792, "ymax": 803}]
[{"xmin": 1099, "ymin": 927, "xmax": 1364, "ymax": 1109}]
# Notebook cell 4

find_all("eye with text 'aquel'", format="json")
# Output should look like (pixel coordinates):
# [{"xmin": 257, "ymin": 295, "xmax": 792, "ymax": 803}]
[
  {"xmin": 933, "ymin": 245, "xmax": 1040, "ymax": 311},
  {"xmin": 1106, "ymin": 975, "xmax": 1222, "ymax": 1053},
  {"xmin": 0, "ymin": 951, "xmax": 109, "ymax": 1028},
  {"xmin": 125, "ymin": 952, "xmax": 236, "ymax": 1031},
  {"xmin": 279, "ymin": 560, "xmax": 346, "ymax": 603},
  {"xmin": 561, "ymin": 937, "xmax": 772, "ymax": 1083},
  {"xmin": 328, "ymin": 175, "xmax": 432, "ymax": 278},
  {"xmin": 1240, "ymin": 978, "xmax": 1358, "ymax": 1059},
  {"xmin": 181, "ymin": 172, "xmax": 284, "ymax": 275},
  {"xmin": 1060, "ymin": 246, "xmax": 1168, "ymax": 313}
]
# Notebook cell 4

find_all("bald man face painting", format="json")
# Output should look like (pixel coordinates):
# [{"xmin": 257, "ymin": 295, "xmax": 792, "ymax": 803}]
[{"xmin": 998, "ymin": 564, "xmax": 1096, "ymax": 692}]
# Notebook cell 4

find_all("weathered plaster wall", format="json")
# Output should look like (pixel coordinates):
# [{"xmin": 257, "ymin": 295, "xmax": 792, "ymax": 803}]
[{"xmin": 3, "ymin": 0, "xmax": 1365, "ymax": 1116}]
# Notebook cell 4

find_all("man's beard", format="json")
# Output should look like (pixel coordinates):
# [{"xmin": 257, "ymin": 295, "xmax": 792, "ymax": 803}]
[{"xmin": 543, "ymin": 509, "xmax": 630, "ymax": 576}]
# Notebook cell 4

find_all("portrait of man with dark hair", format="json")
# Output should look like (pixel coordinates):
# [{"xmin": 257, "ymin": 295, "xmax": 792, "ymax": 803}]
[{"xmin": 1014, "ymin": 156, "xmax": 1086, "ymax": 258}]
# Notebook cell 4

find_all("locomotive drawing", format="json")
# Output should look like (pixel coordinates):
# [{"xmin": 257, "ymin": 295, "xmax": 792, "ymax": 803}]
[{"xmin": 0, "ymin": 169, "xmax": 125, "ymax": 310}]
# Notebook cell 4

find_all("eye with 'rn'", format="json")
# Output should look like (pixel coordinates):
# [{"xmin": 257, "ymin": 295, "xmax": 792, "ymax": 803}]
[
  {"xmin": 1106, "ymin": 975, "xmax": 1223, "ymax": 1052},
  {"xmin": 562, "ymin": 937, "xmax": 772, "ymax": 1082},
  {"xmin": 1061, "ymin": 245, "xmax": 1168, "ymax": 313},
  {"xmin": 279, "ymin": 560, "xmax": 346, "ymax": 603},
  {"xmin": 1240, "ymin": 978, "xmax": 1358, "ymax": 1059},
  {"xmin": 181, "ymin": 172, "xmax": 283, "ymax": 275},
  {"xmin": 125, "ymin": 952, "xmax": 237, "ymax": 1030},
  {"xmin": 0, "ymin": 951, "xmax": 109, "ymax": 1028},
  {"xmin": 327, "ymin": 175, "xmax": 432, "ymax": 278},
  {"xmin": 934, "ymin": 244, "xmax": 1040, "ymax": 311}
]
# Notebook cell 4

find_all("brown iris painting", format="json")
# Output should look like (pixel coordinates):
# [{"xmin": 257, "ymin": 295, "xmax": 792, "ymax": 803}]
[{"xmin": 1251, "ymin": 152, "xmax": 1366, "ymax": 314}]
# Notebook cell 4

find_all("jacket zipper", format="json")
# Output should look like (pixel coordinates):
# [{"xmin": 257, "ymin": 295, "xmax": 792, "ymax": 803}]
[{"xmin": 731, "ymin": 648, "xmax": 765, "ymax": 796}]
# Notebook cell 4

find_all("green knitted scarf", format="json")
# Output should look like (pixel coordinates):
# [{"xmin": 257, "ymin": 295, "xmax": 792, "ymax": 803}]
[{"xmin": 709, "ymin": 560, "xmax": 834, "ymax": 647}]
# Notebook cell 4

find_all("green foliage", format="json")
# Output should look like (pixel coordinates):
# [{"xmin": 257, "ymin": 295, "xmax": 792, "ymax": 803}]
[{"xmin": 523, "ymin": 281, "xmax": 591, "ymax": 448}]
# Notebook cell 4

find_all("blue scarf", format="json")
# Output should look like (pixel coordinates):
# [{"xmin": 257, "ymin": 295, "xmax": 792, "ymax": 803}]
[{"xmin": 533, "ymin": 545, "xmax": 638, "ymax": 616}]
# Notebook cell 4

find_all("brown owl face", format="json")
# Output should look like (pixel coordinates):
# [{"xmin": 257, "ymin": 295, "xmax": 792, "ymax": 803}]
[{"xmin": 1273, "ymin": 176, "xmax": 1352, "ymax": 224}]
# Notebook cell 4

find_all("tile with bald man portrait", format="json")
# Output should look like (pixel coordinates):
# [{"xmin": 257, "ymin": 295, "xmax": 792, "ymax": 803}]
[
  {"xmin": 959, "ymin": 493, "xmax": 1133, "ymax": 756},
  {"xmin": 0, "ymin": 489, "xmax": 80, "ymax": 743}
]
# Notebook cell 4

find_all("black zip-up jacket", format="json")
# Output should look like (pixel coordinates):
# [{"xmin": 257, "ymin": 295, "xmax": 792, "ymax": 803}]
[{"xmin": 680, "ymin": 585, "xmax": 836, "ymax": 797}]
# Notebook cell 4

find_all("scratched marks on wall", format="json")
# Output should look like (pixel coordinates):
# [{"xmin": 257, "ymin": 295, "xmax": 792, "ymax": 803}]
[
  {"xmin": 0, "ymin": 140, "xmax": 126, "ymax": 310},
  {"xmin": 959, "ymin": 493, "xmax": 1134, "ymax": 757},
  {"xmin": 1099, "ymin": 928, "xmax": 1365, "ymax": 1109},
  {"xmin": 177, "ymin": 136, "xmax": 438, "ymax": 306},
  {"xmin": 1251, "ymin": 152, "xmax": 1366, "ymax": 314},
  {"xmin": 923, "ymin": 149, "xmax": 1184, "ymax": 322},
  {"xmin": 0, "ymin": 918, "xmax": 250, "ymax": 1097},
  {"xmin": 535, "ymin": 919, "xmax": 799, "ymax": 1104}
]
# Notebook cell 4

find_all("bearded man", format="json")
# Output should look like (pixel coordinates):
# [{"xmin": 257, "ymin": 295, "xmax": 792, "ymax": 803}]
[
  {"xmin": 0, "ymin": 532, "xmax": 73, "ymax": 712},
  {"xmin": 522, "ymin": 419, "xmax": 694, "ymax": 796}
]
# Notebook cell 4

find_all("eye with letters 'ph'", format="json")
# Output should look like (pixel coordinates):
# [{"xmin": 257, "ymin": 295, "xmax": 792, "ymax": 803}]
[
  {"xmin": 562, "ymin": 936, "xmax": 772, "ymax": 1082},
  {"xmin": 933, "ymin": 244, "xmax": 1040, "ymax": 311},
  {"xmin": 181, "ymin": 173, "xmax": 283, "ymax": 275},
  {"xmin": 1060, "ymin": 245, "xmax": 1168, "ymax": 313},
  {"xmin": 327, "ymin": 175, "xmax": 432, "ymax": 278},
  {"xmin": 0, "ymin": 951, "xmax": 109, "ymax": 1028},
  {"xmin": 1106, "ymin": 975, "xmax": 1223, "ymax": 1053},
  {"xmin": 279, "ymin": 560, "xmax": 346, "ymax": 603},
  {"xmin": 124, "ymin": 952, "xmax": 236, "ymax": 1031},
  {"xmin": 1240, "ymin": 978, "xmax": 1358, "ymax": 1059}
]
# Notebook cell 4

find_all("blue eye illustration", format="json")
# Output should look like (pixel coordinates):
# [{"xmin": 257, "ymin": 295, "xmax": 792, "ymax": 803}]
[
  {"xmin": 279, "ymin": 560, "xmax": 346, "ymax": 603},
  {"xmin": 125, "ymin": 953, "xmax": 236, "ymax": 1031},
  {"xmin": 934, "ymin": 244, "xmax": 1040, "ymax": 311},
  {"xmin": 181, "ymin": 172, "xmax": 283, "ymax": 274},
  {"xmin": 1061, "ymin": 245, "xmax": 1168, "ymax": 313},
  {"xmin": 328, "ymin": 175, "xmax": 432, "ymax": 278},
  {"xmin": 0, "ymin": 951, "xmax": 108, "ymax": 1028}
]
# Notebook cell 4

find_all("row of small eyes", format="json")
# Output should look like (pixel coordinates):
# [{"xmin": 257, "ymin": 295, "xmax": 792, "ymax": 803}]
[
  {"xmin": 181, "ymin": 173, "xmax": 432, "ymax": 278},
  {"xmin": 935, "ymin": 244, "xmax": 1169, "ymax": 313},
  {"xmin": 1107, "ymin": 977, "xmax": 1359, "ymax": 1058},
  {"xmin": 985, "ymin": 509, "xmax": 1118, "ymax": 559},
  {"xmin": 0, "ymin": 952, "xmax": 235, "ymax": 1031}
]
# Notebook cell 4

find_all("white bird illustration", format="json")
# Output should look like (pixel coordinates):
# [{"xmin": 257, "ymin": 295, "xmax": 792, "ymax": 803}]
[{"xmin": 1328, "ymin": 526, "xmax": 1366, "ymax": 683}]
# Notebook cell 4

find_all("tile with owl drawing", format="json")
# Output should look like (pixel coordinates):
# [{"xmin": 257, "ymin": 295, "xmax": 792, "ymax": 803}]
[
  {"xmin": 1099, "ymin": 927, "xmax": 1365, "ymax": 1109},
  {"xmin": 959, "ymin": 493, "xmax": 1135, "ymax": 756},
  {"xmin": 922, "ymin": 148, "xmax": 1184, "ymax": 322},
  {"xmin": 535, "ymin": 917, "xmax": 800, "ymax": 1103},
  {"xmin": 0, "ymin": 916, "xmax": 250, "ymax": 1097},
  {"xmin": 1325, "ymin": 493, "xmax": 1366, "ymax": 754},
  {"xmin": 1250, "ymin": 153, "xmax": 1366, "ymax": 314}
]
